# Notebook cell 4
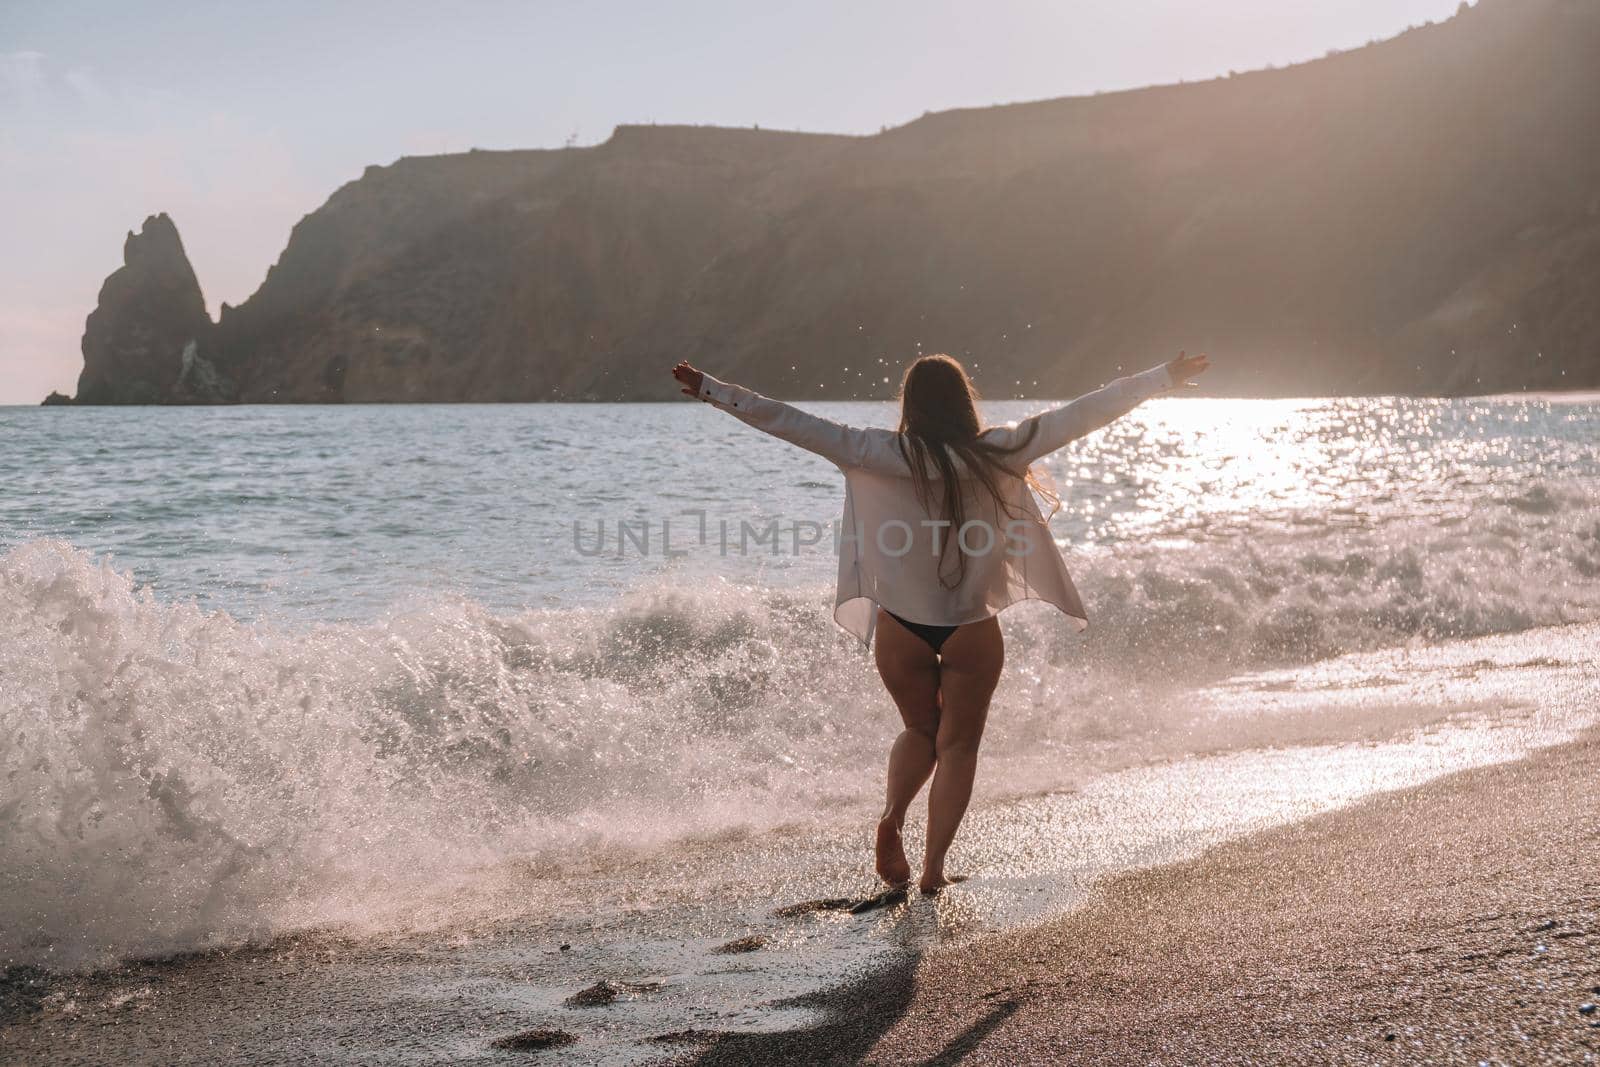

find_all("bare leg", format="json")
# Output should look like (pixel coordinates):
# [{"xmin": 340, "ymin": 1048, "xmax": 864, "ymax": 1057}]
[
  {"xmin": 920, "ymin": 616, "xmax": 1003, "ymax": 893},
  {"xmin": 873, "ymin": 609, "xmax": 941, "ymax": 885}
]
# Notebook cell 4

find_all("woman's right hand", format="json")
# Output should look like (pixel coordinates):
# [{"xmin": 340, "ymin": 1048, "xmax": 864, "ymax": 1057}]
[
  {"xmin": 672, "ymin": 361, "xmax": 704, "ymax": 397},
  {"xmin": 1167, "ymin": 350, "xmax": 1211, "ymax": 387}
]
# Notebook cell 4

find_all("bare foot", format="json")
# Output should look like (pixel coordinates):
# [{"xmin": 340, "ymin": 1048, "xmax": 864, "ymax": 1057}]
[
  {"xmin": 875, "ymin": 816, "xmax": 911, "ymax": 886},
  {"xmin": 917, "ymin": 872, "xmax": 968, "ymax": 895}
]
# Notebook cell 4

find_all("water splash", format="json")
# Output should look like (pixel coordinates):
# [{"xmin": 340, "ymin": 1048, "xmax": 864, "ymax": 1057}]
[{"xmin": 3, "ymin": 476, "xmax": 1596, "ymax": 969}]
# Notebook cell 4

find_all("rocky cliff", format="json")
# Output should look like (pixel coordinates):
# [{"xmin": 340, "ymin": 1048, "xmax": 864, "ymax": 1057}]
[
  {"xmin": 60, "ymin": 0, "xmax": 1600, "ymax": 403},
  {"xmin": 72, "ymin": 214, "xmax": 227, "ymax": 404}
]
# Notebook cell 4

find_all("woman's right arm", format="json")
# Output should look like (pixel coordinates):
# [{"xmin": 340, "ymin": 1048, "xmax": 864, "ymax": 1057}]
[{"xmin": 673, "ymin": 361, "xmax": 907, "ymax": 473}]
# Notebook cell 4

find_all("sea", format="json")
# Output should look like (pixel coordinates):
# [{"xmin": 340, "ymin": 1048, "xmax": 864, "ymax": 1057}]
[{"xmin": 2, "ymin": 393, "xmax": 1598, "ymax": 1063}]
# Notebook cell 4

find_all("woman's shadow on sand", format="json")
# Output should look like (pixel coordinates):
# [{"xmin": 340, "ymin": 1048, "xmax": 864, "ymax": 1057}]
[
  {"xmin": 688, "ymin": 883, "xmax": 1018, "ymax": 1067},
  {"xmin": 687, "ymin": 951, "xmax": 1021, "ymax": 1067}
]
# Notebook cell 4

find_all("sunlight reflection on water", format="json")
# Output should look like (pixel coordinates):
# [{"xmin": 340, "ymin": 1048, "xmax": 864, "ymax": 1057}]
[
  {"xmin": 1038, "ymin": 395, "xmax": 1598, "ymax": 546},
  {"xmin": 1, "ymin": 395, "xmax": 1595, "ymax": 622}
]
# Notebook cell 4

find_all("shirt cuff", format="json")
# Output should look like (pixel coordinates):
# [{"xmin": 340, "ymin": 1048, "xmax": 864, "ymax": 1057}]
[
  {"xmin": 697, "ymin": 371, "xmax": 754, "ymax": 413},
  {"xmin": 1131, "ymin": 363, "xmax": 1176, "ymax": 395}
]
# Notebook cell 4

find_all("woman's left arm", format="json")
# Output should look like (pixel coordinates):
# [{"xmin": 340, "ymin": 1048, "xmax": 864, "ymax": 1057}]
[
  {"xmin": 985, "ymin": 352, "xmax": 1210, "ymax": 466},
  {"xmin": 672, "ymin": 361, "xmax": 907, "ymax": 472}
]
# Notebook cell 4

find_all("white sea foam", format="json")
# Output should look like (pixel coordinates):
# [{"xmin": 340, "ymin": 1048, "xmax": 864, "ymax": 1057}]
[{"xmin": 2, "ymin": 467, "xmax": 1596, "ymax": 969}]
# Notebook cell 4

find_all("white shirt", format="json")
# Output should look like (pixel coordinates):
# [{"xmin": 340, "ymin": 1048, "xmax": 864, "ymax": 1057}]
[{"xmin": 696, "ymin": 363, "xmax": 1176, "ymax": 645}]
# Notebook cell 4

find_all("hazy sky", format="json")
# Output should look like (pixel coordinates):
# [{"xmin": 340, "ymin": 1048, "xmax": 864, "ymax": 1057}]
[{"xmin": 2, "ymin": 0, "xmax": 1464, "ymax": 404}]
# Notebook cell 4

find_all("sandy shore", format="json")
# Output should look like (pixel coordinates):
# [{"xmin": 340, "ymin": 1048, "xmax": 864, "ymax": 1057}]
[
  {"xmin": 687, "ymin": 730, "xmax": 1600, "ymax": 1066},
  {"xmin": 4, "ymin": 672, "xmax": 1594, "ymax": 1065}
]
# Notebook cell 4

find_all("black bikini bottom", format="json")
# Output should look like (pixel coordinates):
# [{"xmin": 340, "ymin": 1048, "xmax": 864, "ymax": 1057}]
[{"xmin": 885, "ymin": 610, "xmax": 960, "ymax": 654}]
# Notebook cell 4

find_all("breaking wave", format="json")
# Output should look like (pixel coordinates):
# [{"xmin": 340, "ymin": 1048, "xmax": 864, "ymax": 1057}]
[{"xmin": 2, "ymin": 478, "xmax": 1596, "ymax": 968}]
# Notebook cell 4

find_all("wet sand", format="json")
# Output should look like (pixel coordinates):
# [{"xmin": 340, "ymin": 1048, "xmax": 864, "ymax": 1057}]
[
  {"xmin": 5, "ymin": 635, "xmax": 1596, "ymax": 1065},
  {"xmin": 688, "ymin": 729, "xmax": 1600, "ymax": 1065}
]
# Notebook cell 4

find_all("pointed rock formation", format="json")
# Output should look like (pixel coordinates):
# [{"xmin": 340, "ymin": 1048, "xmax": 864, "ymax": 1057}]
[{"xmin": 74, "ymin": 213, "xmax": 230, "ymax": 404}]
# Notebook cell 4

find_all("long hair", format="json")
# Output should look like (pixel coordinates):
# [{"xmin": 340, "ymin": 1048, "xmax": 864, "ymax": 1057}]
[{"xmin": 895, "ymin": 354, "xmax": 1060, "ymax": 589}]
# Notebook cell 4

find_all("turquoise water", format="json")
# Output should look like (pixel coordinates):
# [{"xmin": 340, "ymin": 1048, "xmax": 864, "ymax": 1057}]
[
  {"xmin": 2, "ymin": 394, "xmax": 1599, "ymax": 976},
  {"xmin": 3, "ymin": 396, "xmax": 1596, "ymax": 624}
]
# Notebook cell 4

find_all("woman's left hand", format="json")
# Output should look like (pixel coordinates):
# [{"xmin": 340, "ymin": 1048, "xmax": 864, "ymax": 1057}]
[
  {"xmin": 1167, "ymin": 350, "xmax": 1211, "ymax": 387},
  {"xmin": 672, "ymin": 361, "xmax": 704, "ymax": 397}
]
